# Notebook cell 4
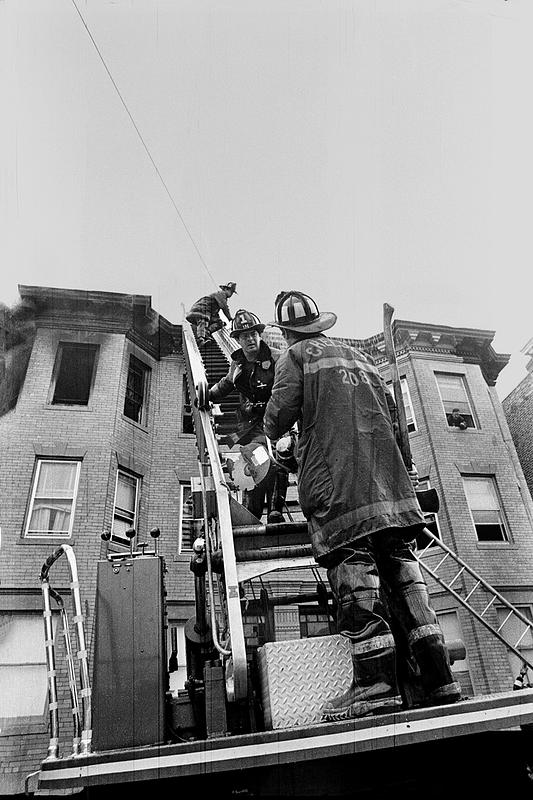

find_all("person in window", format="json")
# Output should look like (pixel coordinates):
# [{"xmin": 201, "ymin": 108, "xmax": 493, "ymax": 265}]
[
  {"xmin": 264, "ymin": 290, "xmax": 461, "ymax": 721},
  {"xmin": 449, "ymin": 408, "xmax": 467, "ymax": 429},
  {"xmin": 186, "ymin": 282, "xmax": 237, "ymax": 345},
  {"xmin": 207, "ymin": 309, "xmax": 289, "ymax": 524}
]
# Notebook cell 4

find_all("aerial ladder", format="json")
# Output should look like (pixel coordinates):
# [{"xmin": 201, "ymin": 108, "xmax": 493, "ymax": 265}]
[{"xmin": 32, "ymin": 309, "xmax": 533, "ymax": 797}]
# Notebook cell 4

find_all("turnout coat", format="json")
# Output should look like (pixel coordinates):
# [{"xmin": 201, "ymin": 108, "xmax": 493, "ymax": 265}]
[
  {"xmin": 263, "ymin": 334, "xmax": 425, "ymax": 562},
  {"xmin": 209, "ymin": 340, "xmax": 280, "ymax": 445}
]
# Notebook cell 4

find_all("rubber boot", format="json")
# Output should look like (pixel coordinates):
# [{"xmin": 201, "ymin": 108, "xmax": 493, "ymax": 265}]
[
  {"xmin": 409, "ymin": 625, "xmax": 462, "ymax": 706},
  {"xmin": 321, "ymin": 634, "xmax": 403, "ymax": 722}
]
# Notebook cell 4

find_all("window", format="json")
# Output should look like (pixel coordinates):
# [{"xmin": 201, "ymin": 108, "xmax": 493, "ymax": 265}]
[
  {"xmin": 51, "ymin": 343, "xmax": 97, "ymax": 405},
  {"xmin": 436, "ymin": 610, "xmax": 473, "ymax": 696},
  {"xmin": 299, "ymin": 605, "xmax": 332, "ymax": 638},
  {"xmin": 0, "ymin": 612, "xmax": 54, "ymax": 720},
  {"xmin": 386, "ymin": 377, "xmax": 417, "ymax": 433},
  {"xmin": 24, "ymin": 459, "xmax": 81, "ymax": 538},
  {"xmin": 463, "ymin": 476, "xmax": 508, "ymax": 542},
  {"xmin": 415, "ymin": 479, "xmax": 441, "ymax": 550},
  {"xmin": 167, "ymin": 623, "xmax": 187, "ymax": 692},
  {"xmin": 435, "ymin": 372, "xmax": 476, "ymax": 429},
  {"xmin": 182, "ymin": 376, "xmax": 194, "ymax": 434},
  {"xmin": 123, "ymin": 355, "xmax": 150, "ymax": 424},
  {"xmin": 111, "ymin": 470, "xmax": 139, "ymax": 545},
  {"xmin": 496, "ymin": 606, "xmax": 533, "ymax": 682},
  {"xmin": 178, "ymin": 483, "xmax": 201, "ymax": 553}
]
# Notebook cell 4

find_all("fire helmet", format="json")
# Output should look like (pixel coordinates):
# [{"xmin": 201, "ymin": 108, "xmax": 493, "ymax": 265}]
[
  {"xmin": 271, "ymin": 290, "xmax": 337, "ymax": 334},
  {"xmin": 230, "ymin": 309, "xmax": 266, "ymax": 339}
]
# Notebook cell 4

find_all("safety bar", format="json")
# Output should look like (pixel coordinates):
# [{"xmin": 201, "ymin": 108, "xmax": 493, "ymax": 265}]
[
  {"xmin": 40, "ymin": 544, "xmax": 92, "ymax": 758},
  {"xmin": 181, "ymin": 316, "xmax": 248, "ymax": 702}
]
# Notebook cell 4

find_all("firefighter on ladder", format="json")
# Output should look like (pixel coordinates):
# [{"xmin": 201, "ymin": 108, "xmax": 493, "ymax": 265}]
[
  {"xmin": 264, "ymin": 290, "xmax": 462, "ymax": 720},
  {"xmin": 207, "ymin": 309, "xmax": 290, "ymax": 523},
  {"xmin": 186, "ymin": 282, "xmax": 237, "ymax": 345}
]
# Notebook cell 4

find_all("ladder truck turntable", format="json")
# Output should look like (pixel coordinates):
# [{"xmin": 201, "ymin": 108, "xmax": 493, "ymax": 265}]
[{"xmin": 30, "ymin": 313, "xmax": 533, "ymax": 797}]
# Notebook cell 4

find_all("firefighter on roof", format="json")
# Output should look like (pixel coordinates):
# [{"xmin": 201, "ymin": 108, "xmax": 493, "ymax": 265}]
[
  {"xmin": 186, "ymin": 282, "xmax": 237, "ymax": 345},
  {"xmin": 264, "ymin": 290, "xmax": 461, "ymax": 720},
  {"xmin": 208, "ymin": 309, "xmax": 289, "ymax": 524}
]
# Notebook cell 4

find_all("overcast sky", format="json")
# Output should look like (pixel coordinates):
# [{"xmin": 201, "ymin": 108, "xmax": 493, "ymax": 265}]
[{"xmin": 1, "ymin": 0, "xmax": 532, "ymax": 399}]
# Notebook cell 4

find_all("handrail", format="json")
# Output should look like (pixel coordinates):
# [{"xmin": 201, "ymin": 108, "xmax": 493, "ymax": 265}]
[
  {"xmin": 40, "ymin": 544, "xmax": 92, "ymax": 758},
  {"xmin": 181, "ymin": 316, "xmax": 248, "ymax": 701}
]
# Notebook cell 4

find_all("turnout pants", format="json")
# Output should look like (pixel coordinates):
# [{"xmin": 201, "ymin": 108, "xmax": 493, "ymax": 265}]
[{"xmin": 325, "ymin": 528, "xmax": 460, "ymax": 702}]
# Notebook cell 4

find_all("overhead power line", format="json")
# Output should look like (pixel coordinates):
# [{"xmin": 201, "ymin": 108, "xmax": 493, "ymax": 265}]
[{"xmin": 70, "ymin": 0, "xmax": 218, "ymax": 289}]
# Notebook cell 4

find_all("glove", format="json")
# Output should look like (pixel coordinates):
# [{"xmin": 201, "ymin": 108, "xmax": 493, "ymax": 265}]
[
  {"xmin": 194, "ymin": 396, "xmax": 211, "ymax": 412},
  {"xmin": 408, "ymin": 462, "xmax": 419, "ymax": 489}
]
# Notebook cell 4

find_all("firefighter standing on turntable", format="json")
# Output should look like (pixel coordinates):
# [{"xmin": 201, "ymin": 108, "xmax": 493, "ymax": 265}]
[
  {"xmin": 208, "ymin": 309, "xmax": 290, "ymax": 523},
  {"xmin": 264, "ymin": 290, "xmax": 461, "ymax": 720}
]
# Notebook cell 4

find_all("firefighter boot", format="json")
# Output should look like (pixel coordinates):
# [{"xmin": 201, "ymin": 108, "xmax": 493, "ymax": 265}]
[
  {"xmin": 321, "ymin": 634, "xmax": 403, "ymax": 722},
  {"xmin": 409, "ymin": 625, "xmax": 462, "ymax": 706}
]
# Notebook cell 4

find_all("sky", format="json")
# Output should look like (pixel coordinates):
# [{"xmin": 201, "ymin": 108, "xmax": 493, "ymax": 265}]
[{"xmin": 1, "ymin": 0, "xmax": 532, "ymax": 399}]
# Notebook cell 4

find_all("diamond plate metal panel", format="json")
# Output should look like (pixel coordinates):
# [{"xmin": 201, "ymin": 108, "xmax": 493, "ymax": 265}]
[{"xmin": 257, "ymin": 634, "xmax": 353, "ymax": 729}]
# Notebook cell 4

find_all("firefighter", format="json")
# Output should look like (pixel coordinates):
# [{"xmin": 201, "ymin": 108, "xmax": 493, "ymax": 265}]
[
  {"xmin": 208, "ymin": 309, "xmax": 289, "ymax": 523},
  {"xmin": 264, "ymin": 290, "xmax": 461, "ymax": 720},
  {"xmin": 186, "ymin": 282, "xmax": 237, "ymax": 345}
]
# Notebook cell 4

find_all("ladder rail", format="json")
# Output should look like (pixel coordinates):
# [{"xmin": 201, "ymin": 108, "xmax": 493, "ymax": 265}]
[
  {"xmin": 182, "ymin": 316, "xmax": 248, "ymax": 701},
  {"xmin": 417, "ymin": 527, "xmax": 533, "ymax": 671}
]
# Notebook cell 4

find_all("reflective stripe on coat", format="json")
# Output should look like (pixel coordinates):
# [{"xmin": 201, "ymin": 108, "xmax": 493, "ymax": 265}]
[{"xmin": 263, "ymin": 334, "xmax": 425, "ymax": 561}]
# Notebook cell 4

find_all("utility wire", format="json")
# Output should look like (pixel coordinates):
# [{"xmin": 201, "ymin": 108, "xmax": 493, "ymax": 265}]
[{"xmin": 70, "ymin": 0, "xmax": 218, "ymax": 290}]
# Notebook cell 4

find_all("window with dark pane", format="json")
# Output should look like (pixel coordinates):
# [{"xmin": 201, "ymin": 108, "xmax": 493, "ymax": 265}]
[
  {"xmin": 299, "ymin": 605, "xmax": 332, "ymax": 638},
  {"xmin": 111, "ymin": 470, "xmax": 139, "ymax": 545},
  {"xmin": 182, "ymin": 376, "xmax": 194, "ymax": 434},
  {"xmin": 52, "ymin": 343, "xmax": 97, "ymax": 405},
  {"xmin": 463, "ymin": 476, "xmax": 508, "ymax": 542},
  {"xmin": 124, "ymin": 355, "xmax": 150, "ymax": 424}
]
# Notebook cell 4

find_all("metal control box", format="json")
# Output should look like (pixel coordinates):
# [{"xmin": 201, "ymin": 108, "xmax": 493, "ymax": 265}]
[
  {"xmin": 257, "ymin": 634, "xmax": 353, "ymax": 730},
  {"xmin": 92, "ymin": 556, "xmax": 167, "ymax": 750}
]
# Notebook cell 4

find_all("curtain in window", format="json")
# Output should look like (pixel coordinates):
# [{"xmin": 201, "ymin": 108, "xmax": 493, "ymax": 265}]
[
  {"xmin": 28, "ymin": 503, "xmax": 72, "ymax": 533},
  {"xmin": 36, "ymin": 462, "xmax": 77, "ymax": 497}
]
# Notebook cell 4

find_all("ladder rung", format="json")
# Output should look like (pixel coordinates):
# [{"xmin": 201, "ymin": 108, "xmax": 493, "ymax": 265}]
[
  {"xmin": 479, "ymin": 595, "xmax": 496, "ymax": 617},
  {"xmin": 447, "ymin": 567, "xmax": 466, "ymax": 589},
  {"xmin": 496, "ymin": 609, "xmax": 513, "ymax": 632},
  {"xmin": 433, "ymin": 552, "xmax": 450, "ymax": 571},
  {"xmin": 464, "ymin": 580, "xmax": 481, "ymax": 602},
  {"xmin": 514, "ymin": 625, "xmax": 533, "ymax": 648}
]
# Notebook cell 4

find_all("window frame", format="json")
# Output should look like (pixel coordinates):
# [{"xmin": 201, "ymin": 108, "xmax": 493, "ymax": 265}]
[
  {"xmin": 123, "ymin": 354, "xmax": 151, "ymax": 426},
  {"xmin": 298, "ymin": 605, "xmax": 333, "ymax": 638},
  {"xmin": 415, "ymin": 478, "xmax": 441, "ymax": 550},
  {"xmin": 386, "ymin": 376, "xmax": 417, "ymax": 434},
  {"xmin": 434, "ymin": 371, "xmax": 477, "ymax": 429},
  {"xmin": 178, "ymin": 482, "xmax": 199, "ymax": 554},
  {"xmin": 23, "ymin": 458, "xmax": 81, "ymax": 539},
  {"xmin": 111, "ymin": 469, "xmax": 140, "ymax": 546},
  {"xmin": 496, "ymin": 605, "xmax": 533, "ymax": 682},
  {"xmin": 48, "ymin": 341, "xmax": 98, "ymax": 407},
  {"xmin": 0, "ymin": 611, "xmax": 57, "ymax": 729},
  {"xmin": 462, "ymin": 475, "xmax": 509, "ymax": 543},
  {"xmin": 181, "ymin": 375, "xmax": 194, "ymax": 435}
]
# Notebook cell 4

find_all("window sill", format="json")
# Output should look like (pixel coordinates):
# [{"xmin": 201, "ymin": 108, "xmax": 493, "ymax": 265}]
[
  {"xmin": 121, "ymin": 414, "xmax": 149, "ymax": 432},
  {"xmin": 18, "ymin": 536, "xmax": 72, "ymax": 544},
  {"xmin": 174, "ymin": 552, "xmax": 193, "ymax": 562},
  {"xmin": 0, "ymin": 717, "xmax": 48, "ymax": 737},
  {"xmin": 178, "ymin": 433, "xmax": 196, "ymax": 439},
  {"xmin": 44, "ymin": 404, "xmax": 93, "ymax": 412},
  {"xmin": 476, "ymin": 541, "xmax": 517, "ymax": 549}
]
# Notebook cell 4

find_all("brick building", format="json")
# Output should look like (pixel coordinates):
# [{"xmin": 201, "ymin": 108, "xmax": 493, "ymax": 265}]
[
  {"xmin": 1, "ymin": 285, "xmax": 533, "ymax": 794},
  {"xmin": 502, "ymin": 338, "xmax": 533, "ymax": 502}
]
